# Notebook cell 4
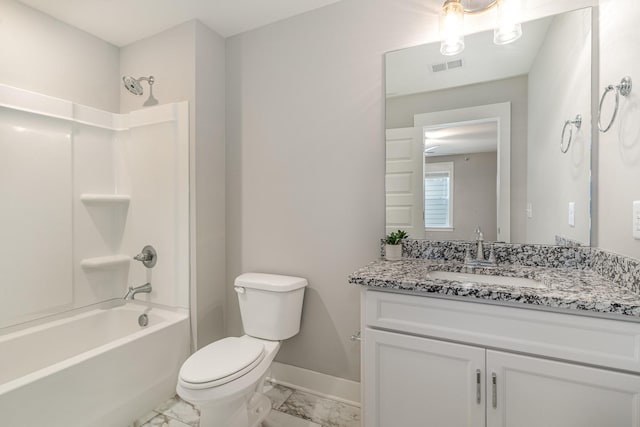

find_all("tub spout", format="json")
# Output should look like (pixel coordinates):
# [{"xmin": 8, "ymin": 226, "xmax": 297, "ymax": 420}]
[{"xmin": 124, "ymin": 283, "xmax": 152, "ymax": 300}]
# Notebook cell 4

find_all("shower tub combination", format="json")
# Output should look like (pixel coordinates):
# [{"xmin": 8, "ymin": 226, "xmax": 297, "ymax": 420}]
[
  {"xmin": 0, "ymin": 303, "xmax": 189, "ymax": 426},
  {"xmin": 0, "ymin": 83, "xmax": 191, "ymax": 425}
]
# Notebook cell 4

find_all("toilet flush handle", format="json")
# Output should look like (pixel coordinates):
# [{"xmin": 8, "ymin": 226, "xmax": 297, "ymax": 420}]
[{"xmin": 234, "ymin": 286, "xmax": 246, "ymax": 294}]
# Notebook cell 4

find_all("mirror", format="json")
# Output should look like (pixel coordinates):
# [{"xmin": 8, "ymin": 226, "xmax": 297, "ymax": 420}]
[{"xmin": 385, "ymin": 7, "xmax": 593, "ymax": 246}]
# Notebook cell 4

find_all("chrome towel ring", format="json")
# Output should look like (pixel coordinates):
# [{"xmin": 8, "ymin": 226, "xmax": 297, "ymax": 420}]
[
  {"xmin": 598, "ymin": 76, "xmax": 632, "ymax": 133},
  {"xmin": 560, "ymin": 114, "xmax": 582, "ymax": 153}
]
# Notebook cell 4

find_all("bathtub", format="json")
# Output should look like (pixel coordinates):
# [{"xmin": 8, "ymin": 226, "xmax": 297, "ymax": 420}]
[{"xmin": 0, "ymin": 302, "xmax": 190, "ymax": 427}]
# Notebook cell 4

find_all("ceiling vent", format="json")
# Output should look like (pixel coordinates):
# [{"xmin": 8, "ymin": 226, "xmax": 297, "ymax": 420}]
[
  {"xmin": 447, "ymin": 59, "xmax": 463, "ymax": 69},
  {"xmin": 431, "ymin": 59, "xmax": 464, "ymax": 73}
]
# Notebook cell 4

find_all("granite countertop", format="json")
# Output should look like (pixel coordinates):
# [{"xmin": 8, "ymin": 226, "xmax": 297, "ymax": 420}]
[{"xmin": 348, "ymin": 258, "xmax": 640, "ymax": 319}]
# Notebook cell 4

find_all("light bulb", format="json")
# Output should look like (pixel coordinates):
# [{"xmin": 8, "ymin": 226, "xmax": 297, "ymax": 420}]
[
  {"xmin": 494, "ymin": 0, "xmax": 523, "ymax": 45},
  {"xmin": 440, "ymin": 0, "xmax": 465, "ymax": 56}
]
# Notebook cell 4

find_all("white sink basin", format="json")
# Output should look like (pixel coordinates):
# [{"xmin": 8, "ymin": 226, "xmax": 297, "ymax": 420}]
[{"xmin": 427, "ymin": 271, "xmax": 546, "ymax": 289}]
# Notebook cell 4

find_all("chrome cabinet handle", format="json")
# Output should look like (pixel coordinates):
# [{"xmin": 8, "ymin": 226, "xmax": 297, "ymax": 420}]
[
  {"xmin": 476, "ymin": 369, "xmax": 481, "ymax": 404},
  {"xmin": 492, "ymin": 373, "xmax": 497, "ymax": 409}
]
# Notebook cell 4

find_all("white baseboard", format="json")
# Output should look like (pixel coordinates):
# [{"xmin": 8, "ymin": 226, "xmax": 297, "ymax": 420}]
[{"xmin": 267, "ymin": 362, "xmax": 360, "ymax": 407}]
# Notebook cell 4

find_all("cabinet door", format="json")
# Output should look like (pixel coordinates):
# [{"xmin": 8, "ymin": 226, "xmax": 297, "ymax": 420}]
[
  {"xmin": 487, "ymin": 350, "xmax": 640, "ymax": 427},
  {"xmin": 364, "ymin": 328, "xmax": 485, "ymax": 427}
]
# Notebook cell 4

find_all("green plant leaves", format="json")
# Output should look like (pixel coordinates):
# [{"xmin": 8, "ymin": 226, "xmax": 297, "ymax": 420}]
[{"xmin": 385, "ymin": 229, "xmax": 408, "ymax": 245}]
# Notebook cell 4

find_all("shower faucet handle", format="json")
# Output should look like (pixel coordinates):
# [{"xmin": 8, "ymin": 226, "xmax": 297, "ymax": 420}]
[{"xmin": 133, "ymin": 245, "xmax": 157, "ymax": 268}]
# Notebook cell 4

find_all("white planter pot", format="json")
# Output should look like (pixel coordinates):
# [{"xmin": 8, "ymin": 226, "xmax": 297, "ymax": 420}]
[{"xmin": 385, "ymin": 244, "xmax": 403, "ymax": 261}]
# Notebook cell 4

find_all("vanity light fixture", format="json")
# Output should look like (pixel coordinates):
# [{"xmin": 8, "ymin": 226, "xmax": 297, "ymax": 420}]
[
  {"xmin": 439, "ymin": 0, "xmax": 523, "ymax": 56},
  {"xmin": 439, "ymin": 0, "xmax": 465, "ymax": 56}
]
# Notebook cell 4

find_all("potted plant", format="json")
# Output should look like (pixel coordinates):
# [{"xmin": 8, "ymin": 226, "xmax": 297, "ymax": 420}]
[{"xmin": 384, "ymin": 230, "xmax": 408, "ymax": 261}]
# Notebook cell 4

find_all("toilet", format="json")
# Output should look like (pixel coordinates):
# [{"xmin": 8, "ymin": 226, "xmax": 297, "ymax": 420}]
[{"xmin": 177, "ymin": 273, "xmax": 308, "ymax": 427}]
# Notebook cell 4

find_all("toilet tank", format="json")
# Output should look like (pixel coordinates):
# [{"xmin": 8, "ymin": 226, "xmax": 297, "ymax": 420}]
[{"xmin": 234, "ymin": 273, "xmax": 308, "ymax": 341}]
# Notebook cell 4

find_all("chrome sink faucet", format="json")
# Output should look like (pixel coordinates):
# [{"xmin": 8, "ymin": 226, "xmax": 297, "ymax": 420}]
[
  {"xmin": 465, "ymin": 227, "xmax": 496, "ymax": 266},
  {"xmin": 124, "ymin": 282, "xmax": 152, "ymax": 300},
  {"xmin": 475, "ymin": 227, "xmax": 485, "ymax": 261}
]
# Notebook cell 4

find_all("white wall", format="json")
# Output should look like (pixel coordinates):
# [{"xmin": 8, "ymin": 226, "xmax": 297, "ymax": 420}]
[
  {"xmin": 226, "ymin": 0, "xmax": 595, "ymax": 382},
  {"xmin": 0, "ymin": 87, "xmax": 190, "ymax": 328},
  {"xmin": 73, "ymin": 122, "xmax": 124, "ymax": 309},
  {"xmin": 0, "ymin": 5, "xmax": 226, "ymax": 346},
  {"xmin": 0, "ymin": 107, "xmax": 73, "ymax": 327},
  {"xmin": 597, "ymin": 0, "xmax": 640, "ymax": 259},
  {"xmin": 527, "ymin": 9, "xmax": 592, "ymax": 245},
  {"xmin": 0, "ymin": 10, "xmax": 225, "ymax": 345},
  {"xmin": 116, "ymin": 105, "xmax": 190, "ymax": 309},
  {"xmin": 387, "ymin": 76, "xmax": 528, "ymax": 242},
  {"xmin": 0, "ymin": 0, "xmax": 119, "ymax": 112},
  {"xmin": 120, "ymin": 21, "xmax": 227, "ymax": 348}
]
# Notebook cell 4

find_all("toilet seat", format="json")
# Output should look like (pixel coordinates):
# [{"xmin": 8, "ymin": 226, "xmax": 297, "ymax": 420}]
[{"xmin": 179, "ymin": 337, "xmax": 265, "ymax": 390}]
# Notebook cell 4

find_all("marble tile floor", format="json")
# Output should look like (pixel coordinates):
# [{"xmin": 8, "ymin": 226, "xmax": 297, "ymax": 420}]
[{"xmin": 133, "ymin": 382, "xmax": 360, "ymax": 427}]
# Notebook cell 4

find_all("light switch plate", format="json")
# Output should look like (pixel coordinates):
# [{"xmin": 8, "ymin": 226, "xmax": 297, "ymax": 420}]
[
  {"xmin": 634, "ymin": 201, "xmax": 640, "ymax": 240},
  {"xmin": 568, "ymin": 202, "xmax": 575, "ymax": 227},
  {"xmin": 526, "ymin": 202, "xmax": 533, "ymax": 219}
]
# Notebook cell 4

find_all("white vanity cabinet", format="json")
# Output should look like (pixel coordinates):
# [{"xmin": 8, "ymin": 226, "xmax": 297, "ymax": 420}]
[
  {"xmin": 362, "ymin": 289, "xmax": 640, "ymax": 427},
  {"xmin": 486, "ymin": 350, "xmax": 640, "ymax": 427},
  {"xmin": 365, "ymin": 329, "xmax": 485, "ymax": 427}
]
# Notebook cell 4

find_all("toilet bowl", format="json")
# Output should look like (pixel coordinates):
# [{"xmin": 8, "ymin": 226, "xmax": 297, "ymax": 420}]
[
  {"xmin": 177, "ymin": 336, "xmax": 280, "ymax": 427},
  {"xmin": 177, "ymin": 273, "xmax": 307, "ymax": 427}
]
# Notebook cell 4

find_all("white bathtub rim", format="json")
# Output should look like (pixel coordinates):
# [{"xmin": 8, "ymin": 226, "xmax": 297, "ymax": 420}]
[
  {"xmin": 0, "ymin": 302, "xmax": 188, "ymax": 395},
  {"xmin": 0, "ymin": 298, "xmax": 187, "ymax": 336},
  {"xmin": 0, "ymin": 302, "xmax": 186, "ymax": 344}
]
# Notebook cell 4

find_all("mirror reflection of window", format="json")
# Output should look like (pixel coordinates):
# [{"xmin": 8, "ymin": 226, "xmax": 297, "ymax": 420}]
[{"xmin": 425, "ymin": 162, "xmax": 454, "ymax": 230}]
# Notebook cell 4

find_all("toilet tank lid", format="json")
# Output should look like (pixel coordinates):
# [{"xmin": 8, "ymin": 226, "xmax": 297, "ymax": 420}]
[{"xmin": 235, "ymin": 273, "xmax": 308, "ymax": 292}]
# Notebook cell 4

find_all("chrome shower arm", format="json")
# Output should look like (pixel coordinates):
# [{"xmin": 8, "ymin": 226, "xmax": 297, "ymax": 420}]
[{"xmin": 137, "ymin": 76, "xmax": 155, "ymax": 85}]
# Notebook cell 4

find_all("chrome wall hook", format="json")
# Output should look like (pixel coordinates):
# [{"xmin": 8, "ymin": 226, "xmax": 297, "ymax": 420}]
[
  {"xmin": 598, "ymin": 76, "xmax": 632, "ymax": 133},
  {"xmin": 560, "ymin": 114, "xmax": 582, "ymax": 153}
]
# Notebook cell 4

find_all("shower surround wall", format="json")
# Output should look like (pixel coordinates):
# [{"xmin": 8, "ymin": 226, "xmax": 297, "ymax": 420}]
[{"xmin": 0, "ymin": 84, "xmax": 189, "ymax": 329}]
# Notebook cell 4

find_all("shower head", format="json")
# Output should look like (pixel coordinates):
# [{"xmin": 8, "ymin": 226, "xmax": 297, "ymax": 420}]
[
  {"xmin": 123, "ymin": 75, "xmax": 144, "ymax": 96},
  {"xmin": 122, "ymin": 75, "xmax": 159, "ymax": 106}
]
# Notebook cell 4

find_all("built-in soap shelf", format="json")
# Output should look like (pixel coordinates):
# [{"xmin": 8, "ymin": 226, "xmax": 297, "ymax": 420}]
[
  {"xmin": 80, "ymin": 193, "xmax": 130, "ymax": 206},
  {"xmin": 80, "ymin": 254, "xmax": 131, "ymax": 270},
  {"xmin": 79, "ymin": 194, "xmax": 130, "ymax": 270}
]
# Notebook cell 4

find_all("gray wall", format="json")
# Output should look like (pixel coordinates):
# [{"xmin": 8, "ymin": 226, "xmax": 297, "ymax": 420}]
[
  {"xmin": 120, "ymin": 20, "xmax": 227, "ymax": 349},
  {"xmin": 225, "ymin": 0, "xmax": 388, "ymax": 382},
  {"xmin": 0, "ymin": 0, "xmax": 119, "ymax": 112},
  {"xmin": 225, "ymin": 0, "xmax": 593, "ymax": 382},
  {"xmin": 425, "ymin": 152, "xmax": 498, "ymax": 241},
  {"xmin": 598, "ymin": 0, "xmax": 640, "ymax": 259},
  {"xmin": 120, "ymin": 22, "xmax": 196, "ymax": 114},
  {"xmin": 387, "ymin": 76, "xmax": 528, "ymax": 243},
  {"xmin": 193, "ymin": 22, "xmax": 227, "ymax": 348},
  {"xmin": 527, "ymin": 9, "xmax": 592, "ymax": 246}
]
